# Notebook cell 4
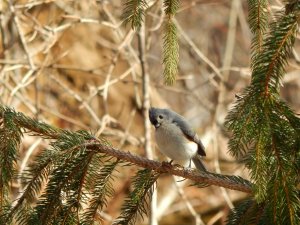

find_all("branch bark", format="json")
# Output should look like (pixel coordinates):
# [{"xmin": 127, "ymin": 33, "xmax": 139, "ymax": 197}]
[
  {"xmin": 86, "ymin": 140, "xmax": 253, "ymax": 194},
  {"xmin": 1, "ymin": 106, "xmax": 253, "ymax": 194}
]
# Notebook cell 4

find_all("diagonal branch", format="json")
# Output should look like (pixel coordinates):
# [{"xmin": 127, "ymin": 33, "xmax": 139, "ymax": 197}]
[
  {"xmin": 85, "ymin": 141, "xmax": 253, "ymax": 194},
  {"xmin": 0, "ymin": 106, "xmax": 253, "ymax": 194}
]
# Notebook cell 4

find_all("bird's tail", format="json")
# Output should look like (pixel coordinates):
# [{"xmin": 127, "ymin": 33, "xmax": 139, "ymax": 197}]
[{"xmin": 192, "ymin": 155, "xmax": 207, "ymax": 172}]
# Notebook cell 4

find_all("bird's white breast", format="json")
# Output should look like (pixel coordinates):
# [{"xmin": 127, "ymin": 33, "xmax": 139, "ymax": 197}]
[{"xmin": 155, "ymin": 123, "xmax": 198, "ymax": 164}]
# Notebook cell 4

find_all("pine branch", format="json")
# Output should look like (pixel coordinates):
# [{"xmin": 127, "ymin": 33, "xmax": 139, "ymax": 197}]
[
  {"xmin": 226, "ymin": 3, "xmax": 300, "ymax": 224},
  {"xmin": 162, "ymin": 0, "xmax": 180, "ymax": 85},
  {"xmin": 0, "ymin": 105, "xmax": 253, "ymax": 194},
  {"xmin": 122, "ymin": 0, "xmax": 148, "ymax": 30},
  {"xmin": 163, "ymin": 0, "xmax": 179, "ymax": 15},
  {"xmin": 3, "ymin": 149, "xmax": 53, "ymax": 224},
  {"xmin": 227, "ymin": 199, "xmax": 265, "ymax": 225},
  {"xmin": 26, "ymin": 131, "xmax": 98, "ymax": 224},
  {"xmin": 0, "ymin": 108, "xmax": 22, "ymax": 215},
  {"xmin": 85, "ymin": 141, "xmax": 253, "ymax": 193},
  {"xmin": 81, "ymin": 159, "xmax": 119, "ymax": 225},
  {"xmin": 251, "ymin": 10, "xmax": 298, "ymax": 96},
  {"xmin": 113, "ymin": 169, "xmax": 159, "ymax": 225},
  {"xmin": 248, "ymin": 0, "xmax": 269, "ymax": 65},
  {"xmin": 122, "ymin": 0, "xmax": 180, "ymax": 85},
  {"xmin": 163, "ymin": 19, "xmax": 179, "ymax": 85}
]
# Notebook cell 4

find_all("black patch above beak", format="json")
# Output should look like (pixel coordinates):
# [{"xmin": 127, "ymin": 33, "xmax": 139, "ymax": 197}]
[
  {"xmin": 154, "ymin": 121, "xmax": 160, "ymax": 128},
  {"xmin": 149, "ymin": 108, "xmax": 161, "ymax": 128},
  {"xmin": 150, "ymin": 118, "xmax": 160, "ymax": 128}
]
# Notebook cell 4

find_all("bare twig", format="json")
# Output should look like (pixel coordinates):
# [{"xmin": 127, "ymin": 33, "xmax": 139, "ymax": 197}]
[
  {"xmin": 138, "ymin": 24, "xmax": 158, "ymax": 225},
  {"xmin": 173, "ymin": 176, "xmax": 205, "ymax": 225},
  {"xmin": 222, "ymin": 0, "xmax": 239, "ymax": 80},
  {"xmin": 212, "ymin": 131, "xmax": 234, "ymax": 209},
  {"xmin": 49, "ymin": 75, "xmax": 102, "ymax": 126},
  {"xmin": 156, "ymin": 180, "xmax": 188, "ymax": 219},
  {"xmin": 174, "ymin": 19, "xmax": 222, "ymax": 80},
  {"xmin": 118, "ymin": 109, "xmax": 136, "ymax": 149},
  {"xmin": 209, "ymin": 0, "xmax": 240, "ymax": 212},
  {"xmin": 8, "ymin": 0, "xmax": 36, "ymax": 70}
]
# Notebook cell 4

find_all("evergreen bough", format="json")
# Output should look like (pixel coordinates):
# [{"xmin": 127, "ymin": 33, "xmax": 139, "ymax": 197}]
[
  {"xmin": 225, "ymin": 1, "xmax": 300, "ymax": 224},
  {"xmin": 0, "ymin": 105, "xmax": 252, "ymax": 224},
  {"xmin": 122, "ymin": 0, "xmax": 179, "ymax": 85}
]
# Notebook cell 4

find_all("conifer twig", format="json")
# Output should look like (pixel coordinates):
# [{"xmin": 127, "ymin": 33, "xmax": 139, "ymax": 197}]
[
  {"xmin": 0, "ymin": 106, "xmax": 253, "ymax": 194},
  {"xmin": 86, "ymin": 141, "xmax": 252, "ymax": 193}
]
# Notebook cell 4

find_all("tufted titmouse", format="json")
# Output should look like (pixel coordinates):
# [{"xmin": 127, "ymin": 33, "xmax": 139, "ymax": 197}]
[{"xmin": 149, "ymin": 107, "xmax": 207, "ymax": 172}]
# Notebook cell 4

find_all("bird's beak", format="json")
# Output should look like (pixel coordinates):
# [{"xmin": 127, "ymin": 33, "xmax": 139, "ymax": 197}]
[
  {"xmin": 154, "ymin": 122, "xmax": 160, "ymax": 128},
  {"xmin": 150, "ymin": 118, "xmax": 160, "ymax": 128}
]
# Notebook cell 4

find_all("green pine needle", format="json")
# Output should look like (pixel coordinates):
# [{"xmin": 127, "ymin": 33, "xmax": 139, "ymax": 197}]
[
  {"xmin": 163, "ymin": 0, "xmax": 179, "ymax": 15},
  {"xmin": 248, "ymin": 0, "xmax": 269, "ymax": 65},
  {"xmin": 81, "ymin": 160, "xmax": 119, "ymax": 225},
  {"xmin": 4, "ymin": 150, "xmax": 54, "ymax": 224},
  {"xmin": 225, "ymin": 3, "xmax": 300, "ymax": 224},
  {"xmin": 113, "ymin": 169, "xmax": 160, "ymax": 225},
  {"xmin": 0, "ymin": 108, "xmax": 23, "ymax": 216},
  {"xmin": 27, "ymin": 131, "xmax": 97, "ymax": 224},
  {"xmin": 162, "ymin": 0, "xmax": 180, "ymax": 85},
  {"xmin": 122, "ymin": 0, "xmax": 148, "ymax": 30},
  {"xmin": 251, "ymin": 11, "xmax": 298, "ymax": 96},
  {"xmin": 227, "ymin": 199, "xmax": 265, "ymax": 225},
  {"xmin": 163, "ymin": 19, "xmax": 179, "ymax": 85}
]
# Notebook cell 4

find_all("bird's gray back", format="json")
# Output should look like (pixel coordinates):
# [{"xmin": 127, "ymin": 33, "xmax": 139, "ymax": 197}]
[{"xmin": 169, "ymin": 110, "xmax": 206, "ymax": 156}]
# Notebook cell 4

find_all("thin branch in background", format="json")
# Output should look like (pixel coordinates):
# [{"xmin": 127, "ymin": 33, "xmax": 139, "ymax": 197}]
[
  {"xmin": 156, "ymin": 179, "xmax": 188, "ymax": 220},
  {"xmin": 49, "ymin": 75, "xmax": 102, "ymax": 126},
  {"xmin": 173, "ymin": 176, "xmax": 205, "ymax": 225},
  {"xmin": 1, "ymin": 77, "xmax": 37, "ymax": 113},
  {"xmin": 174, "ymin": 19, "xmax": 223, "ymax": 80},
  {"xmin": 101, "ymin": 3, "xmax": 142, "ymax": 109},
  {"xmin": 222, "ymin": 0, "xmax": 239, "ymax": 80},
  {"xmin": 14, "ymin": 0, "xmax": 58, "ymax": 9},
  {"xmin": 118, "ymin": 108, "xmax": 136, "ymax": 149},
  {"xmin": 138, "ymin": 23, "xmax": 158, "ymax": 225},
  {"xmin": 17, "ymin": 138, "xmax": 42, "ymax": 199},
  {"xmin": 210, "ymin": 0, "xmax": 240, "ymax": 212},
  {"xmin": 212, "ymin": 131, "xmax": 234, "ymax": 209},
  {"xmin": 8, "ymin": 0, "xmax": 36, "ymax": 70},
  {"xmin": 207, "ymin": 211, "xmax": 224, "ymax": 225},
  {"xmin": 101, "ymin": 51, "xmax": 119, "ymax": 114},
  {"xmin": 86, "ymin": 64, "xmax": 137, "ymax": 104}
]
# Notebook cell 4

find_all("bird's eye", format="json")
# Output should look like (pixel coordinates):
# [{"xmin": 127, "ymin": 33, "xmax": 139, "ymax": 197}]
[{"xmin": 158, "ymin": 115, "xmax": 163, "ymax": 119}]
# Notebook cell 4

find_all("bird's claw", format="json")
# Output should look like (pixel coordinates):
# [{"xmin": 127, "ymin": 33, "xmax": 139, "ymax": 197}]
[
  {"xmin": 161, "ymin": 160, "xmax": 186, "ymax": 170},
  {"xmin": 161, "ymin": 160, "xmax": 173, "ymax": 169}
]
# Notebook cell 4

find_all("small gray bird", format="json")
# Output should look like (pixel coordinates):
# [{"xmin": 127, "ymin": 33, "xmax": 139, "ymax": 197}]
[{"xmin": 149, "ymin": 107, "xmax": 207, "ymax": 172}]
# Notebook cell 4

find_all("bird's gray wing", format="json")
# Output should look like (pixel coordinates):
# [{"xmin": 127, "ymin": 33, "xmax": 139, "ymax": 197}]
[
  {"xmin": 172, "ymin": 115, "xmax": 206, "ymax": 156},
  {"xmin": 192, "ymin": 155, "xmax": 207, "ymax": 172}
]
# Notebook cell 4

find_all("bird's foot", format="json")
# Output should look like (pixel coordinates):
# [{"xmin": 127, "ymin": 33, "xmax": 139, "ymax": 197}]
[
  {"xmin": 161, "ymin": 160, "xmax": 173, "ymax": 169},
  {"xmin": 173, "ymin": 163, "xmax": 184, "ymax": 169}
]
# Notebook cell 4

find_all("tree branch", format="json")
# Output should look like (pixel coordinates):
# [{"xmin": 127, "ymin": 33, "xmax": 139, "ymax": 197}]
[
  {"xmin": 0, "ymin": 106, "xmax": 253, "ymax": 194},
  {"xmin": 85, "ymin": 140, "xmax": 252, "ymax": 194}
]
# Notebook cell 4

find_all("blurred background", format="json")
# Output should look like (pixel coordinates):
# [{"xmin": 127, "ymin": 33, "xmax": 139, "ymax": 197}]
[{"xmin": 0, "ymin": 0, "xmax": 299, "ymax": 224}]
